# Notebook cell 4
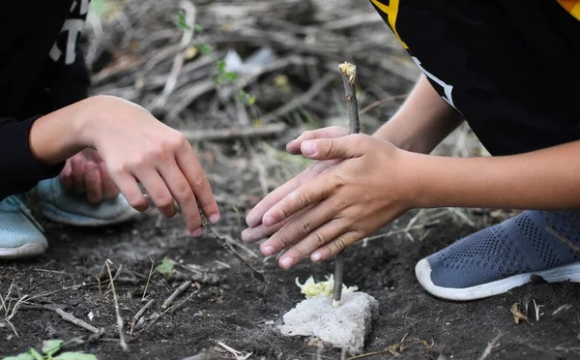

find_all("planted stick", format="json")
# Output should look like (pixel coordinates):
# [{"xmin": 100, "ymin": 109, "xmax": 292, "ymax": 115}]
[
  {"xmin": 197, "ymin": 203, "xmax": 266, "ymax": 282},
  {"xmin": 333, "ymin": 62, "xmax": 360, "ymax": 307}
]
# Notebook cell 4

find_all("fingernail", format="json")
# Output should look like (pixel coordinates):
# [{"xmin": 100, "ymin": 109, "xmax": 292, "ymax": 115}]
[
  {"xmin": 280, "ymin": 257, "xmax": 294, "ymax": 269},
  {"xmin": 311, "ymin": 252, "xmax": 322, "ymax": 262},
  {"xmin": 209, "ymin": 213, "xmax": 220, "ymax": 224},
  {"xmin": 191, "ymin": 227, "xmax": 202, "ymax": 237},
  {"xmin": 262, "ymin": 245, "xmax": 275, "ymax": 256},
  {"xmin": 246, "ymin": 214, "xmax": 258, "ymax": 227},
  {"xmin": 263, "ymin": 216, "xmax": 276, "ymax": 226},
  {"xmin": 301, "ymin": 141, "xmax": 317, "ymax": 156}
]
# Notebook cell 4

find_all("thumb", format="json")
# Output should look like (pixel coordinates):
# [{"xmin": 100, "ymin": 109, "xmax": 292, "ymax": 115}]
[
  {"xmin": 300, "ymin": 134, "xmax": 366, "ymax": 160},
  {"xmin": 286, "ymin": 126, "xmax": 349, "ymax": 155}
]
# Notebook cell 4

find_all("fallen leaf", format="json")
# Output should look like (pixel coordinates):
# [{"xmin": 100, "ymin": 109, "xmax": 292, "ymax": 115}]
[{"xmin": 510, "ymin": 303, "xmax": 528, "ymax": 324}]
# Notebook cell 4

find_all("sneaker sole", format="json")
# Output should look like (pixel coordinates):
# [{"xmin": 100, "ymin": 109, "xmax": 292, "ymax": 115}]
[
  {"xmin": 42, "ymin": 203, "xmax": 141, "ymax": 227},
  {"xmin": 415, "ymin": 258, "xmax": 580, "ymax": 301},
  {"xmin": 0, "ymin": 242, "xmax": 47, "ymax": 260}
]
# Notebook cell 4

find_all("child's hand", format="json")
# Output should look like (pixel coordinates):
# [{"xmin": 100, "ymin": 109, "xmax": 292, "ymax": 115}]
[
  {"xmin": 60, "ymin": 148, "xmax": 119, "ymax": 203},
  {"xmin": 242, "ymin": 126, "xmax": 349, "ymax": 242},
  {"xmin": 83, "ymin": 96, "xmax": 220, "ymax": 235},
  {"xmin": 244, "ymin": 134, "xmax": 420, "ymax": 269}
]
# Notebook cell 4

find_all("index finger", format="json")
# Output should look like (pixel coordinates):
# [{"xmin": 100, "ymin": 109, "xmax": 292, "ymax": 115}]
[
  {"xmin": 176, "ymin": 141, "xmax": 220, "ymax": 224},
  {"xmin": 286, "ymin": 126, "xmax": 349, "ymax": 155},
  {"xmin": 261, "ymin": 170, "xmax": 343, "ymax": 227},
  {"xmin": 245, "ymin": 160, "xmax": 339, "ymax": 227}
]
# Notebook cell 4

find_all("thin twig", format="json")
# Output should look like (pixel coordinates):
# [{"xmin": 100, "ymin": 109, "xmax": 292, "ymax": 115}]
[
  {"xmin": 162, "ymin": 280, "xmax": 193, "ymax": 309},
  {"xmin": 142, "ymin": 257, "xmax": 155, "ymax": 301},
  {"xmin": 478, "ymin": 333, "xmax": 502, "ymax": 360},
  {"xmin": 22, "ymin": 304, "xmax": 103, "ymax": 334},
  {"xmin": 333, "ymin": 62, "xmax": 360, "ymax": 306},
  {"xmin": 147, "ymin": 0, "xmax": 196, "ymax": 112},
  {"xmin": 180, "ymin": 123, "xmax": 287, "ymax": 142},
  {"xmin": 215, "ymin": 341, "xmax": 253, "ymax": 360},
  {"xmin": 130, "ymin": 299, "xmax": 155, "ymax": 335},
  {"xmin": 198, "ymin": 203, "xmax": 266, "ymax": 282},
  {"xmin": 259, "ymin": 72, "xmax": 335, "ymax": 123},
  {"xmin": 106, "ymin": 260, "xmax": 129, "ymax": 351},
  {"xmin": 55, "ymin": 308, "xmax": 102, "ymax": 334}
]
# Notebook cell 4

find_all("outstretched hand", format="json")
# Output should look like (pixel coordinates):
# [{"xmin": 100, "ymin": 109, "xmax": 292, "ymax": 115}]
[{"xmin": 243, "ymin": 132, "xmax": 420, "ymax": 269}]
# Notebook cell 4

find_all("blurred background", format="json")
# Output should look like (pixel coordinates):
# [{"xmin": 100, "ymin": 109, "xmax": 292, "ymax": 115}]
[{"xmin": 84, "ymin": 0, "xmax": 486, "ymax": 227}]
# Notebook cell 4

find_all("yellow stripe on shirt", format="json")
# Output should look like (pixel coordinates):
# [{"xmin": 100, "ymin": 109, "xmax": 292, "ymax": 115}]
[
  {"xmin": 557, "ymin": 0, "xmax": 580, "ymax": 21},
  {"xmin": 369, "ymin": 0, "xmax": 409, "ymax": 49}
]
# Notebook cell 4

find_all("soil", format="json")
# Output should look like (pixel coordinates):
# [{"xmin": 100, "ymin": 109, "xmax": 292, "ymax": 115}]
[{"xmin": 2, "ymin": 168, "xmax": 580, "ymax": 360}]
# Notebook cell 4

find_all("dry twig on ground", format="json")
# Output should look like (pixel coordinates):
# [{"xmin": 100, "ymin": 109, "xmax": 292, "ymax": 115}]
[{"xmin": 106, "ymin": 260, "xmax": 129, "ymax": 351}]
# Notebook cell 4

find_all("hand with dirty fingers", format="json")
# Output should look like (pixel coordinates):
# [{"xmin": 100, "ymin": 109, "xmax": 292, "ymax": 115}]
[{"xmin": 242, "ymin": 132, "xmax": 420, "ymax": 269}]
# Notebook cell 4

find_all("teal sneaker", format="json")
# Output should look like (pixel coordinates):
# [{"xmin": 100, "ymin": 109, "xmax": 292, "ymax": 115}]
[
  {"xmin": 0, "ymin": 196, "xmax": 48, "ymax": 259},
  {"xmin": 36, "ymin": 177, "xmax": 140, "ymax": 227}
]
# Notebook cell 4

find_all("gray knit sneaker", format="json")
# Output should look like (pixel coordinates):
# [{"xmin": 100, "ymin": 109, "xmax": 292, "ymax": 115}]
[{"xmin": 415, "ymin": 210, "xmax": 580, "ymax": 301}]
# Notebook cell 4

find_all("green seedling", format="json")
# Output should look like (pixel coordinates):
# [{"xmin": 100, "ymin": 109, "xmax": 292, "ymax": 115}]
[
  {"xmin": 3, "ymin": 340, "xmax": 98, "ymax": 360},
  {"xmin": 176, "ymin": 9, "xmax": 192, "ymax": 31},
  {"xmin": 155, "ymin": 257, "xmax": 175, "ymax": 276},
  {"xmin": 213, "ymin": 61, "xmax": 256, "ymax": 107}
]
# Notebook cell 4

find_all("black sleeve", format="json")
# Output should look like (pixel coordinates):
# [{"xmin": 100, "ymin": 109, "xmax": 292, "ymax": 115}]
[{"xmin": 0, "ymin": 117, "xmax": 64, "ymax": 200}]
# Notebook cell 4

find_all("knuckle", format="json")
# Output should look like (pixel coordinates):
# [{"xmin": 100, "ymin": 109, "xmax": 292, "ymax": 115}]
[
  {"xmin": 174, "ymin": 185, "xmax": 193, "ymax": 204},
  {"xmin": 328, "ymin": 173, "xmax": 345, "ymax": 189},
  {"xmin": 277, "ymin": 235, "xmax": 292, "ymax": 248},
  {"xmin": 128, "ymin": 197, "xmax": 147, "ymax": 211},
  {"xmin": 155, "ymin": 194, "xmax": 174, "ymax": 210},
  {"xmin": 331, "ymin": 237, "xmax": 347, "ymax": 253},
  {"xmin": 300, "ymin": 218, "xmax": 313, "ymax": 234},
  {"xmin": 312, "ymin": 231, "xmax": 327, "ymax": 247},
  {"xmin": 191, "ymin": 174, "xmax": 208, "ymax": 190},
  {"xmin": 172, "ymin": 132, "xmax": 190, "ymax": 151}
]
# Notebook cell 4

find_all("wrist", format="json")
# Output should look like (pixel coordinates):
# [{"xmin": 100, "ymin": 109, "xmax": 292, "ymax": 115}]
[{"xmin": 397, "ymin": 150, "xmax": 431, "ymax": 209}]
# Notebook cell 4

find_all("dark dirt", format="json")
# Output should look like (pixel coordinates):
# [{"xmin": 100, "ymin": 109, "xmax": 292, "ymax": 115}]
[{"xmin": 3, "ymin": 165, "xmax": 580, "ymax": 360}]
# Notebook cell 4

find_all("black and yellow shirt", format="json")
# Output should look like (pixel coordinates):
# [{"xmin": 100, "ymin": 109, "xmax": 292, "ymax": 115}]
[{"xmin": 370, "ymin": 0, "xmax": 580, "ymax": 156}]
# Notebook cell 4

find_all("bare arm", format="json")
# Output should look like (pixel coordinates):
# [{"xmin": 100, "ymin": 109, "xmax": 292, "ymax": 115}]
[
  {"xmin": 373, "ymin": 74, "xmax": 463, "ymax": 153},
  {"xmin": 413, "ymin": 140, "xmax": 580, "ymax": 210}
]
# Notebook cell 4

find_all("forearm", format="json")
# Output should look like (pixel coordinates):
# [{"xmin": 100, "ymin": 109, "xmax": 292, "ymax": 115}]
[
  {"xmin": 373, "ymin": 75, "xmax": 463, "ymax": 154},
  {"xmin": 29, "ymin": 97, "xmax": 95, "ymax": 166},
  {"xmin": 412, "ymin": 140, "xmax": 580, "ymax": 210}
]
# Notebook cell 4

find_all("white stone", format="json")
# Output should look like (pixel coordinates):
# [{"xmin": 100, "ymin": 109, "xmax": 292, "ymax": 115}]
[{"xmin": 278, "ymin": 292, "xmax": 379, "ymax": 355}]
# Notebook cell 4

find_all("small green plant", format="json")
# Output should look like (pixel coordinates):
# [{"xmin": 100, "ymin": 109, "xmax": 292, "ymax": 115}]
[
  {"xmin": 213, "ymin": 61, "xmax": 256, "ymax": 106},
  {"xmin": 3, "ymin": 340, "xmax": 97, "ymax": 360},
  {"xmin": 176, "ymin": 9, "xmax": 192, "ymax": 31},
  {"xmin": 155, "ymin": 257, "xmax": 175, "ymax": 276}
]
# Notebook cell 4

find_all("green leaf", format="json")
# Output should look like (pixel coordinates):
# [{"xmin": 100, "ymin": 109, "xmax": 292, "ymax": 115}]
[
  {"xmin": 3, "ymin": 353, "xmax": 35, "ymax": 360},
  {"xmin": 176, "ymin": 10, "xmax": 192, "ymax": 31},
  {"xmin": 28, "ymin": 349, "xmax": 44, "ymax": 360},
  {"xmin": 216, "ymin": 61, "xmax": 226, "ymax": 73},
  {"xmin": 194, "ymin": 24, "xmax": 203, "ymax": 33},
  {"xmin": 224, "ymin": 71, "xmax": 238, "ymax": 83},
  {"xmin": 53, "ymin": 353, "xmax": 98, "ymax": 360},
  {"xmin": 42, "ymin": 340, "xmax": 64, "ymax": 356},
  {"xmin": 196, "ymin": 44, "xmax": 213, "ymax": 56},
  {"xmin": 156, "ymin": 257, "xmax": 174, "ymax": 276}
]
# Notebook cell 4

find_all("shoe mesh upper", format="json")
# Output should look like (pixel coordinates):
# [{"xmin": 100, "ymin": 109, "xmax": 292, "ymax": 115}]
[{"xmin": 427, "ymin": 210, "xmax": 580, "ymax": 288}]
